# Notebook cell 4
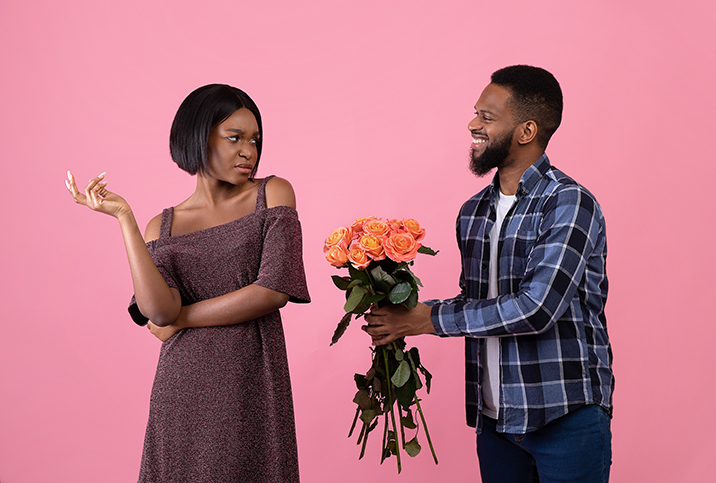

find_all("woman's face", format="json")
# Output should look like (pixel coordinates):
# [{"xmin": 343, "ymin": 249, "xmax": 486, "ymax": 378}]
[{"xmin": 206, "ymin": 108, "xmax": 260, "ymax": 182}]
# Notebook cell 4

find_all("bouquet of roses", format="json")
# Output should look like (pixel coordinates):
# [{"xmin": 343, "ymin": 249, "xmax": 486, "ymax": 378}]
[{"xmin": 325, "ymin": 216, "xmax": 438, "ymax": 473}]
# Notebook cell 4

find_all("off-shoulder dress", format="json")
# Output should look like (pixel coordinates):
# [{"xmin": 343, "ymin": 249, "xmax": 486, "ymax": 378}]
[{"xmin": 128, "ymin": 176, "xmax": 310, "ymax": 482}]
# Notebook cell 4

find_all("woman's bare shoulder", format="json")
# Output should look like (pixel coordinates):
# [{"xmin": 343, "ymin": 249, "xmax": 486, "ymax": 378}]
[
  {"xmin": 265, "ymin": 176, "xmax": 296, "ymax": 209},
  {"xmin": 144, "ymin": 213, "xmax": 163, "ymax": 242}
]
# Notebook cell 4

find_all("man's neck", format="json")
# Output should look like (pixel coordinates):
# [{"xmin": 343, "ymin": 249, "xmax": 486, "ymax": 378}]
[{"xmin": 497, "ymin": 151, "xmax": 544, "ymax": 195}]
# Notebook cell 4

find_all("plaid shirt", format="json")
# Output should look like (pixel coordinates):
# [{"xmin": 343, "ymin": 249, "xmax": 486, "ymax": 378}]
[{"xmin": 428, "ymin": 155, "xmax": 614, "ymax": 434}]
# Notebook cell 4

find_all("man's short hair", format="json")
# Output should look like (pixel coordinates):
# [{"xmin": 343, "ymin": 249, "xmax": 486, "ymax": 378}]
[
  {"xmin": 490, "ymin": 65, "xmax": 563, "ymax": 148},
  {"xmin": 170, "ymin": 84, "xmax": 263, "ymax": 178}
]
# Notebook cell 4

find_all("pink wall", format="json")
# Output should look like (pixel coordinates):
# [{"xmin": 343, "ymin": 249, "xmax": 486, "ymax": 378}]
[{"xmin": 1, "ymin": 1, "xmax": 714, "ymax": 481}]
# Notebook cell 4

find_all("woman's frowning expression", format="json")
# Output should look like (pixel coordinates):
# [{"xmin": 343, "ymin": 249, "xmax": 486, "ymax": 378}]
[{"xmin": 206, "ymin": 108, "xmax": 260, "ymax": 182}]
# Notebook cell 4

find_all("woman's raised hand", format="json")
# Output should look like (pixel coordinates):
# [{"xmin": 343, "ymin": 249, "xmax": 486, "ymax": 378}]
[{"xmin": 65, "ymin": 171, "xmax": 132, "ymax": 219}]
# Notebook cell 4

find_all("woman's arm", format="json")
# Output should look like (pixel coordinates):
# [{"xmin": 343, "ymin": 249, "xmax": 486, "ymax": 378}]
[
  {"xmin": 147, "ymin": 177, "xmax": 299, "ymax": 341},
  {"xmin": 66, "ymin": 172, "xmax": 182, "ymax": 326}
]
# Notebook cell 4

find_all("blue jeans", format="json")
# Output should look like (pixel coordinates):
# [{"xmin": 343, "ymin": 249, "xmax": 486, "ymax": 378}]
[{"xmin": 476, "ymin": 405, "xmax": 612, "ymax": 483}]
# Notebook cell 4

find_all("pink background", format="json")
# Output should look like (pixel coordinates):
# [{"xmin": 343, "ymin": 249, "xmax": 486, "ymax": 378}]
[{"xmin": 1, "ymin": 1, "xmax": 714, "ymax": 481}]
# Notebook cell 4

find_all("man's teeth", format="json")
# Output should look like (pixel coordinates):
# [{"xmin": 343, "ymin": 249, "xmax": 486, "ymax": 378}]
[{"xmin": 472, "ymin": 138, "xmax": 487, "ymax": 144}]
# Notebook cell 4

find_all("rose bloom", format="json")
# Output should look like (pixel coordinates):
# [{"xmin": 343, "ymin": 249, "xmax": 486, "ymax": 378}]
[
  {"xmin": 363, "ymin": 219, "xmax": 391, "ymax": 238},
  {"xmin": 324, "ymin": 226, "xmax": 352, "ymax": 252},
  {"xmin": 387, "ymin": 219, "xmax": 405, "ymax": 233},
  {"xmin": 402, "ymin": 218, "xmax": 426, "ymax": 241},
  {"xmin": 384, "ymin": 232, "xmax": 420, "ymax": 262},
  {"xmin": 351, "ymin": 217, "xmax": 375, "ymax": 237},
  {"xmin": 358, "ymin": 234, "xmax": 386, "ymax": 261},
  {"xmin": 325, "ymin": 245, "xmax": 349, "ymax": 267},
  {"xmin": 347, "ymin": 245, "xmax": 371, "ymax": 270}
]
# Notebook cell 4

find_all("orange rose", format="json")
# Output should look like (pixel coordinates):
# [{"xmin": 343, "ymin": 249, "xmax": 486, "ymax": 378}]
[
  {"xmin": 347, "ymin": 245, "xmax": 371, "ymax": 270},
  {"xmin": 325, "ymin": 245, "xmax": 349, "ymax": 267},
  {"xmin": 359, "ymin": 234, "xmax": 386, "ymax": 261},
  {"xmin": 363, "ymin": 219, "xmax": 390, "ymax": 238},
  {"xmin": 351, "ymin": 217, "xmax": 375, "ymax": 237},
  {"xmin": 384, "ymin": 232, "xmax": 420, "ymax": 262},
  {"xmin": 324, "ymin": 226, "xmax": 352, "ymax": 252},
  {"xmin": 402, "ymin": 218, "xmax": 425, "ymax": 241}
]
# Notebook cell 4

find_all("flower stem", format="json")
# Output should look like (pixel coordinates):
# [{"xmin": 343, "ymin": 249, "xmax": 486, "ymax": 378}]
[
  {"xmin": 383, "ymin": 346, "xmax": 402, "ymax": 473},
  {"xmin": 359, "ymin": 420, "xmax": 370, "ymax": 459},
  {"xmin": 380, "ymin": 408, "xmax": 389, "ymax": 464},
  {"xmin": 414, "ymin": 395, "xmax": 438, "ymax": 464},
  {"xmin": 348, "ymin": 406, "xmax": 360, "ymax": 437}
]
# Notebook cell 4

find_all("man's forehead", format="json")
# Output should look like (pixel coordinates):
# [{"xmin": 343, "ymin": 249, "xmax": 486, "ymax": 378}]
[{"xmin": 475, "ymin": 83, "xmax": 511, "ymax": 112}]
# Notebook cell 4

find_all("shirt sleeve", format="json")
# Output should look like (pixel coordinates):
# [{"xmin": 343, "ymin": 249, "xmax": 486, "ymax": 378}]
[
  {"xmin": 254, "ymin": 206, "xmax": 311, "ymax": 304},
  {"xmin": 432, "ymin": 185, "xmax": 604, "ymax": 337}
]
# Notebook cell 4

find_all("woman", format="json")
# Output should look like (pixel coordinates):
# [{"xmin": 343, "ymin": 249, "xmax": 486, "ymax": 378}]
[{"xmin": 66, "ymin": 84, "xmax": 310, "ymax": 482}]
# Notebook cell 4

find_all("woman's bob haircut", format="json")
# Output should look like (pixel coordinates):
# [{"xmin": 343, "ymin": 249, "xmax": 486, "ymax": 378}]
[{"xmin": 170, "ymin": 84, "xmax": 263, "ymax": 178}]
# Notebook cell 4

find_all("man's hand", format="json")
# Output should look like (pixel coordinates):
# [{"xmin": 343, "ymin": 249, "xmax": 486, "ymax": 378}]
[{"xmin": 362, "ymin": 303, "xmax": 436, "ymax": 346}]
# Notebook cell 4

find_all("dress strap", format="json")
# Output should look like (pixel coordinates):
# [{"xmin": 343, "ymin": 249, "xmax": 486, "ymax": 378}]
[
  {"xmin": 255, "ymin": 175, "xmax": 276, "ymax": 211},
  {"xmin": 159, "ymin": 207, "xmax": 174, "ymax": 238}
]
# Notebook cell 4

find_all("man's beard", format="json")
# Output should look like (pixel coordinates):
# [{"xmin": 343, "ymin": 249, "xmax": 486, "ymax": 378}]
[{"xmin": 469, "ymin": 129, "xmax": 513, "ymax": 177}]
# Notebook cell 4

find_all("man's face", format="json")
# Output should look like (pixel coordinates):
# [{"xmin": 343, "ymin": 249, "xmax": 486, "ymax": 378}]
[{"xmin": 468, "ymin": 83, "xmax": 518, "ymax": 177}]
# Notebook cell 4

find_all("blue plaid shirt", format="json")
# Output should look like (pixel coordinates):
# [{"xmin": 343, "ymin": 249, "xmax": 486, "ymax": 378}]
[{"xmin": 427, "ymin": 155, "xmax": 614, "ymax": 434}]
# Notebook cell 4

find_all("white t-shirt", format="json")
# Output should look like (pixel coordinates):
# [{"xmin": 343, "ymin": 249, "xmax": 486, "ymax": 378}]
[{"xmin": 481, "ymin": 190, "xmax": 516, "ymax": 419}]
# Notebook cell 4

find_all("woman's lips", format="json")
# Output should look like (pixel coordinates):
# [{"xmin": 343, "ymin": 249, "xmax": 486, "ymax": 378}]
[{"xmin": 234, "ymin": 164, "xmax": 253, "ymax": 174}]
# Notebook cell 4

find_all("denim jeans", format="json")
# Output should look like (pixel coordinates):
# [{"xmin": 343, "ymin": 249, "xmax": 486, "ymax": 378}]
[{"xmin": 476, "ymin": 405, "xmax": 612, "ymax": 483}]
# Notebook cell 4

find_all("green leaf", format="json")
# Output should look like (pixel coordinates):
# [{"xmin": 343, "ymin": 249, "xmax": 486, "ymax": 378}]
[
  {"xmin": 370, "ymin": 265, "xmax": 396, "ymax": 293},
  {"xmin": 346, "ymin": 279, "xmax": 364, "ymax": 290},
  {"xmin": 400, "ymin": 409, "xmax": 417, "ymax": 429},
  {"xmin": 417, "ymin": 245, "xmax": 438, "ymax": 256},
  {"xmin": 388, "ymin": 282, "xmax": 412, "ymax": 304},
  {"xmin": 354, "ymin": 373, "xmax": 368, "ymax": 389},
  {"xmin": 330, "ymin": 312, "xmax": 352, "ymax": 346},
  {"xmin": 408, "ymin": 347, "xmax": 421, "ymax": 367},
  {"xmin": 344, "ymin": 285, "xmax": 368, "ymax": 313},
  {"xmin": 419, "ymin": 366, "xmax": 433, "ymax": 394},
  {"xmin": 372, "ymin": 377, "xmax": 382, "ymax": 393},
  {"xmin": 394, "ymin": 374, "xmax": 417, "ymax": 409},
  {"xmin": 412, "ymin": 370, "xmax": 423, "ymax": 391},
  {"xmin": 365, "ymin": 294, "xmax": 387, "ymax": 305},
  {"xmin": 331, "ymin": 275, "xmax": 352, "ymax": 290},
  {"xmin": 360, "ymin": 408, "xmax": 377, "ymax": 425},
  {"xmin": 404, "ymin": 436, "xmax": 422, "ymax": 457},
  {"xmin": 353, "ymin": 389, "xmax": 372, "ymax": 410},
  {"xmin": 348, "ymin": 264, "xmax": 370, "ymax": 285},
  {"xmin": 405, "ymin": 289, "xmax": 418, "ymax": 308},
  {"xmin": 391, "ymin": 360, "xmax": 411, "ymax": 387},
  {"xmin": 395, "ymin": 349, "xmax": 404, "ymax": 362}
]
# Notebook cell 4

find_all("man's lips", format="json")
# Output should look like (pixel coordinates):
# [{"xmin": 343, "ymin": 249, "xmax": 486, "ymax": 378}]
[{"xmin": 470, "ymin": 131, "xmax": 488, "ymax": 145}]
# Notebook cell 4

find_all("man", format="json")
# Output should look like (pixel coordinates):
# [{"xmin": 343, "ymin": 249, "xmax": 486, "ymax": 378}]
[{"xmin": 364, "ymin": 65, "xmax": 614, "ymax": 483}]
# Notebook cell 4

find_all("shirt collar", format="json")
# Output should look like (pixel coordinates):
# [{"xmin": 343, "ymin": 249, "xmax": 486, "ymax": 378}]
[{"xmin": 489, "ymin": 153, "xmax": 551, "ymax": 201}]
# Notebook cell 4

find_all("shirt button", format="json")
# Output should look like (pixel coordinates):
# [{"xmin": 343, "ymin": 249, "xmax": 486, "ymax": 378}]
[{"xmin": 482, "ymin": 263, "xmax": 488, "ymax": 270}]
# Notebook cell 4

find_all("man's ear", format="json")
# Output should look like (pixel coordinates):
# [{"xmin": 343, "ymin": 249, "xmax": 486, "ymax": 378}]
[{"xmin": 516, "ymin": 120, "xmax": 538, "ymax": 145}]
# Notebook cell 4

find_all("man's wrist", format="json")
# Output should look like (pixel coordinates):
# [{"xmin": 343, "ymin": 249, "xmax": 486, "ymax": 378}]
[{"xmin": 417, "ymin": 303, "xmax": 437, "ymax": 335}]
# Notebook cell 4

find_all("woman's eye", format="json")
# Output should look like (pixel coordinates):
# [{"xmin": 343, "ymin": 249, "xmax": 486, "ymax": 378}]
[
  {"xmin": 227, "ymin": 136, "xmax": 238, "ymax": 142},
  {"xmin": 249, "ymin": 139, "xmax": 258, "ymax": 145}
]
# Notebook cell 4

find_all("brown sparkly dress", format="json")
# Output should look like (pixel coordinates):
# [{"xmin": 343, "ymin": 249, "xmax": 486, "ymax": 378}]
[{"xmin": 128, "ymin": 176, "xmax": 310, "ymax": 483}]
